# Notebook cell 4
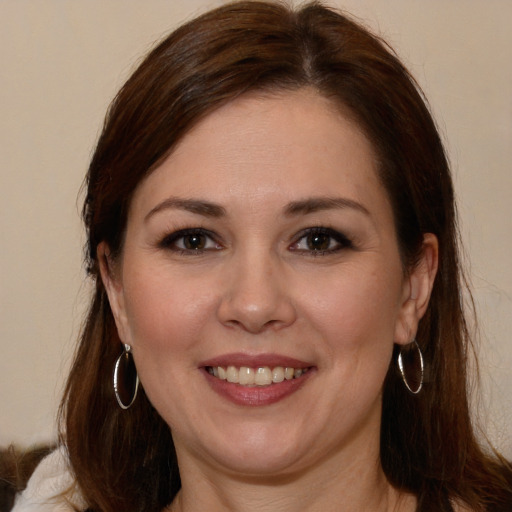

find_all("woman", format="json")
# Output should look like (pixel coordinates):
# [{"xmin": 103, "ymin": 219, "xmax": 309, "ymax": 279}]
[{"xmin": 13, "ymin": 1, "xmax": 512, "ymax": 511}]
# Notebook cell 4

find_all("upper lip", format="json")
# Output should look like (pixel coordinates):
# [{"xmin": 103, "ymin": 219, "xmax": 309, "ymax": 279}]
[{"xmin": 199, "ymin": 352, "xmax": 313, "ymax": 369}]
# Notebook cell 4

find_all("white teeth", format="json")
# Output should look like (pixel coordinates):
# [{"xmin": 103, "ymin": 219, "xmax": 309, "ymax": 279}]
[
  {"xmin": 255, "ymin": 367, "xmax": 272, "ymax": 386},
  {"xmin": 208, "ymin": 365, "xmax": 308, "ymax": 387},
  {"xmin": 226, "ymin": 365, "xmax": 239, "ymax": 383},
  {"xmin": 239, "ymin": 367, "xmax": 255, "ymax": 385},
  {"xmin": 272, "ymin": 366, "xmax": 285, "ymax": 383}
]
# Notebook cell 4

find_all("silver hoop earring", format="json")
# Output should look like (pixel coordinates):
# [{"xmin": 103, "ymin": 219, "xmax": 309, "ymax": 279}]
[
  {"xmin": 397, "ymin": 339, "xmax": 424, "ymax": 394},
  {"xmin": 113, "ymin": 343, "xmax": 139, "ymax": 409}
]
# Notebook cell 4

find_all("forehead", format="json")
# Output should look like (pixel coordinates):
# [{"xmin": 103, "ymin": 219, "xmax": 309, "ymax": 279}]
[{"xmin": 130, "ymin": 88, "xmax": 389, "ymax": 219}]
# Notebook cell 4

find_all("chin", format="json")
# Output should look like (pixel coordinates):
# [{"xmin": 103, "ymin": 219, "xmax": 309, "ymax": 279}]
[
  {"xmin": 211, "ymin": 446, "xmax": 307, "ymax": 478},
  {"xmin": 177, "ymin": 421, "xmax": 312, "ymax": 478}
]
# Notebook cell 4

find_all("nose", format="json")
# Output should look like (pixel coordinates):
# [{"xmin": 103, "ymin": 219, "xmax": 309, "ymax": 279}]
[{"xmin": 217, "ymin": 248, "xmax": 297, "ymax": 334}]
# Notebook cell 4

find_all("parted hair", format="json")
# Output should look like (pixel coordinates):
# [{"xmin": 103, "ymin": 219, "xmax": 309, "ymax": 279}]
[{"xmin": 60, "ymin": 2, "xmax": 512, "ymax": 511}]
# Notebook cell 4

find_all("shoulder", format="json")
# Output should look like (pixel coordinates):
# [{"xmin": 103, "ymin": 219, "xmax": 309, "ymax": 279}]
[{"xmin": 11, "ymin": 446, "xmax": 86, "ymax": 512}]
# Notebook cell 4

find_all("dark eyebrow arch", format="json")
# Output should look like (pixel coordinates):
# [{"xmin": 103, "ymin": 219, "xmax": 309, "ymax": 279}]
[
  {"xmin": 145, "ymin": 197, "xmax": 226, "ymax": 222},
  {"xmin": 284, "ymin": 197, "xmax": 370, "ymax": 216}
]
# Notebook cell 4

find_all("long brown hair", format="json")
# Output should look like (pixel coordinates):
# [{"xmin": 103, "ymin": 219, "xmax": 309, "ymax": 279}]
[{"xmin": 60, "ymin": 2, "xmax": 512, "ymax": 511}]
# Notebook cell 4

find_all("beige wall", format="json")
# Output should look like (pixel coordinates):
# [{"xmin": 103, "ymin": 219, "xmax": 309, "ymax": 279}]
[{"xmin": 1, "ymin": 1, "xmax": 511, "ymax": 456}]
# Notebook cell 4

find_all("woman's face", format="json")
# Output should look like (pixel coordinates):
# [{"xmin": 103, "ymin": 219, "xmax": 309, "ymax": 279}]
[{"xmin": 102, "ymin": 89, "xmax": 435, "ymax": 478}]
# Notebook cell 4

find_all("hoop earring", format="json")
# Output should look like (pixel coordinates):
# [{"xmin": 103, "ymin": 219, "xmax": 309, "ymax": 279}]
[
  {"xmin": 397, "ymin": 339, "xmax": 424, "ymax": 394},
  {"xmin": 113, "ymin": 343, "xmax": 139, "ymax": 409}
]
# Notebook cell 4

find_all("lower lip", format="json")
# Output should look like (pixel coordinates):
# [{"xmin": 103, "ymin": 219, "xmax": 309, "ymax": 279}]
[{"xmin": 203, "ymin": 369, "xmax": 314, "ymax": 406}]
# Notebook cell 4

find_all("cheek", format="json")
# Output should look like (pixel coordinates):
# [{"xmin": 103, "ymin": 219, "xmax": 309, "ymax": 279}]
[
  {"xmin": 297, "ymin": 262, "xmax": 403, "ymax": 400},
  {"xmin": 120, "ymin": 268, "xmax": 220, "ymax": 422},
  {"xmin": 122, "ymin": 267, "xmax": 218, "ymax": 356},
  {"xmin": 301, "ymin": 265, "xmax": 403, "ymax": 347}
]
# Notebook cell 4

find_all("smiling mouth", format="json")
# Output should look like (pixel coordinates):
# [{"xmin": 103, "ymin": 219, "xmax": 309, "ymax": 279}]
[{"xmin": 206, "ymin": 366, "xmax": 310, "ymax": 387}]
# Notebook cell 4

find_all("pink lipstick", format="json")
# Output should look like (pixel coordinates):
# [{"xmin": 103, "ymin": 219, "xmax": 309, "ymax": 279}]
[{"xmin": 200, "ymin": 353, "xmax": 315, "ymax": 406}]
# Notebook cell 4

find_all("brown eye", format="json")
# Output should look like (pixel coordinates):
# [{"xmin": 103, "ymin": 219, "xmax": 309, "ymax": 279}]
[
  {"xmin": 159, "ymin": 228, "xmax": 221, "ymax": 253},
  {"xmin": 183, "ymin": 233, "xmax": 207, "ymax": 250},
  {"xmin": 290, "ymin": 227, "xmax": 353, "ymax": 255},
  {"xmin": 306, "ymin": 232, "xmax": 331, "ymax": 251}
]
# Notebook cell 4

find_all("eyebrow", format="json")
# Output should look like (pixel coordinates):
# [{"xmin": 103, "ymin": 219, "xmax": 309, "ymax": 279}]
[
  {"xmin": 284, "ymin": 197, "xmax": 370, "ymax": 216},
  {"xmin": 145, "ymin": 197, "xmax": 227, "ymax": 222},
  {"xmin": 145, "ymin": 195, "xmax": 370, "ymax": 222}
]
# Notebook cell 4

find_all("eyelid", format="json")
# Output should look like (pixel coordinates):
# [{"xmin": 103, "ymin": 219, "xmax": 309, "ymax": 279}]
[
  {"xmin": 290, "ymin": 226, "xmax": 353, "ymax": 254},
  {"xmin": 156, "ymin": 226, "xmax": 352, "ymax": 256},
  {"xmin": 158, "ymin": 227, "xmax": 222, "ymax": 253}
]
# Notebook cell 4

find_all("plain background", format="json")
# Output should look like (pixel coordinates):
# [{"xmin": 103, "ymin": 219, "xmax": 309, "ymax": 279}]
[{"xmin": 1, "ymin": 0, "xmax": 511, "ymax": 457}]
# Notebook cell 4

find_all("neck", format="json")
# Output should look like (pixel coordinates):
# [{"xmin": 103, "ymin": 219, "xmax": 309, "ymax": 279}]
[{"xmin": 167, "ymin": 446, "xmax": 416, "ymax": 512}]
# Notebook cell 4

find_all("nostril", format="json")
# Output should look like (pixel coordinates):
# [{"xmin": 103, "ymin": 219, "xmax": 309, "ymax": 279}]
[{"xmin": 221, "ymin": 313, "xmax": 295, "ymax": 334}]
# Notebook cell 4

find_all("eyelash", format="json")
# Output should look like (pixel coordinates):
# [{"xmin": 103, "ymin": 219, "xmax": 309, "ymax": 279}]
[
  {"xmin": 158, "ymin": 228, "xmax": 221, "ymax": 255},
  {"xmin": 290, "ymin": 227, "xmax": 353, "ymax": 255},
  {"xmin": 158, "ymin": 226, "xmax": 353, "ymax": 256}
]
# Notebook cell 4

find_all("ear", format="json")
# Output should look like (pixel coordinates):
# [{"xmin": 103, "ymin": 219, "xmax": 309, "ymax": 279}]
[
  {"xmin": 394, "ymin": 233, "xmax": 439, "ymax": 345},
  {"xmin": 97, "ymin": 242, "xmax": 132, "ymax": 345}
]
